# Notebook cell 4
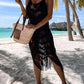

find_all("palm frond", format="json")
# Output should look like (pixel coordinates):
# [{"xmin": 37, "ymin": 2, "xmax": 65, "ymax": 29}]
[
  {"xmin": 54, "ymin": 0, "xmax": 59, "ymax": 10},
  {"xmin": 77, "ymin": 0, "xmax": 84, "ymax": 10},
  {"xmin": 63, "ymin": 0, "xmax": 66, "ymax": 3}
]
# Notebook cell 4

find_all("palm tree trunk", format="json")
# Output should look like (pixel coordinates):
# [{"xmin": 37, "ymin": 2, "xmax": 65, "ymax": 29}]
[
  {"xmin": 65, "ymin": 0, "xmax": 73, "ymax": 41},
  {"xmin": 68, "ymin": 0, "xmax": 84, "ymax": 38},
  {"xmin": 73, "ymin": 0, "xmax": 77, "ymax": 35}
]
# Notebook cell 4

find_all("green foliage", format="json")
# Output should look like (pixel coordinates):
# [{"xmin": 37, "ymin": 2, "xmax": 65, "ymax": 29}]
[
  {"xmin": 54, "ymin": 0, "xmax": 59, "ymax": 10},
  {"xmin": 76, "ymin": 0, "xmax": 84, "ymax": 10}
]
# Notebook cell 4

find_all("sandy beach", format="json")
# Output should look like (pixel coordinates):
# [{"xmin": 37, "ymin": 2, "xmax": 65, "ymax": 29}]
[{"xmin": 0, "ymin": 33, "xmax": 84, "ymax": 84}]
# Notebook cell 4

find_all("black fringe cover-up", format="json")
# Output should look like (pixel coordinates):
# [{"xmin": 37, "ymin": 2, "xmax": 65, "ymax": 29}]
[{"xmin": 26, "ymin": 0, "xmax": 63, "ymax": 71}]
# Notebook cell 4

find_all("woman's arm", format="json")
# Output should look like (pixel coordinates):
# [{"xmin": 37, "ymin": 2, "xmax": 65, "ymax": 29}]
[
  {"xmin": 15, "ymin": 0, "xmax": 29, "ymax": 17},
  {"xmin": 36, "ymin": 0, "xmax": 53, "ymax": 29},
  {"xmin": 26, "ymin": 0, "xmax": 53, "ymax": 29}
]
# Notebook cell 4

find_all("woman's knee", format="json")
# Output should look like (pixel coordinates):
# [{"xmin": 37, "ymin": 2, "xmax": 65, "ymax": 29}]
[
  {"xmin": 49, "ymin": 57, "xmax": 64, "ymax": 72},
  {"xmin": 33, "ymin": 63, "xmax": 41, "ymax": 71}
]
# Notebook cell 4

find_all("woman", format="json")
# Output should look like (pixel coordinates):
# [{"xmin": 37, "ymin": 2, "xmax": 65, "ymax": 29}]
[{"xmin": 15, "ymin": 0, "xmax": 67, "ymax": 84}]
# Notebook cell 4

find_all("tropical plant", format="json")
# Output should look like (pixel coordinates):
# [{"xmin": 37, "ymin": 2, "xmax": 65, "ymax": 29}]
[
  {"xmin": 76, "ymin": 0, "xmax": 84, "ymax": 10},
  {"xmin": 54, "ymin": 0, "xmax": 73, "ymax": 41},
  {"xmin": 65, "ymin": 0, "xmax": 73, "ymax": 40},
  {"xmin": 68, "ymin": 0, "xmax": 84, "ymax": 38},
  {"xmin": 54, "ymin": 0, "xmax": 59, "ymax": 10},
  {"xmin": 72, "ymin": 0, "xmax": 77, "ymax": 35},
  {"xmin": 54, "ymin": 0, "xmax": 84, "ymax": 38}
]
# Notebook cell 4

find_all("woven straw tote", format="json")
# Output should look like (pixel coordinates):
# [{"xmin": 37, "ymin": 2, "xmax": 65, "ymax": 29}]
[{"xmin": 10, "ymin": 13, "xmax": 35, "ymax": 44}]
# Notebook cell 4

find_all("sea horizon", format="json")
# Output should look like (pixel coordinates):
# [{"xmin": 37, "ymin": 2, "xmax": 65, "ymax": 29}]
[
  {"xmin": 0, "ymin": 21, "xmax": 84, "ymax": 29},
  {"xmin": 0, "ymin": 27, "xmax": 84, "ymax": 39},
  {"xmin": 0, "ymin": 28, "xmax": 69, "ymax": 38}
]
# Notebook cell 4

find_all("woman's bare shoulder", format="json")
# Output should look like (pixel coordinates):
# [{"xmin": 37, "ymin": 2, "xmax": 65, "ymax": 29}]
[
  {"xmin": 45, "ymin": 0, "xmax": 53, "ymax": 5},
  {"xmin": 25, "ymin": 0, "xmax": 29, "ymax": 6}
]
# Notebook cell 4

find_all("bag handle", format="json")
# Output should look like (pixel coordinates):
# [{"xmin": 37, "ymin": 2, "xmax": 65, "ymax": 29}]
[{"xmin": 10, "ymin": 13, "xmax": 26, "ymax": 38}]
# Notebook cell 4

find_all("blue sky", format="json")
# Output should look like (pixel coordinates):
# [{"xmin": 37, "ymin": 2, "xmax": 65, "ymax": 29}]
[{"xmin": 0, "ymin": 0, "xmax": 84, "ymax": 28}]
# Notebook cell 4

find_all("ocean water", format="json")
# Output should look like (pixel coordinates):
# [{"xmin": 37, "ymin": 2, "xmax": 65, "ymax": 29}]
[
  {"xmin": 0, "ymin": 28, "xmax": 13, "ymax": 38},
  {"xmin": 0, "ymin": 28, "xmax": 68, "ymax": 38}
]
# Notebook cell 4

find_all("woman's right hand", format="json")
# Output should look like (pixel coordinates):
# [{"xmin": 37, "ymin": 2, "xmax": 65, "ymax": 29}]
[{"xmin": 15, "ymin": 0, "xmax": 22, "ymax": 5}]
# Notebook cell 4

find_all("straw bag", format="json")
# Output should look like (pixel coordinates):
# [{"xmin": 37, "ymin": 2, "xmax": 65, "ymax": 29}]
[{"xmin": 10, "ymin": 13, "xmax": 35, "ymax": 44}]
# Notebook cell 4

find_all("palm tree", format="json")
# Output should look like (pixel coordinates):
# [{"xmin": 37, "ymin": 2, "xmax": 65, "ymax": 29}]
[
  {"xmin": 72, "ymin": 0, "xmax": 77, "ymax": 35},
  {"xmin": 65, "ymin": 0, "xmax": 73, "ymax": 41},
  {"xmin": 54, "ymin": 0, "xmax": 73, "ymax": 41},
  {"xmin": 68, "ymin": 0, "xmax": 84, "ymax": 38}
]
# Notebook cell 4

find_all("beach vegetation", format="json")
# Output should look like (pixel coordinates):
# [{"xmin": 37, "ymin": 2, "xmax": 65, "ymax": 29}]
[
  {"xmin": 68, "ymin": 0, "xmax": 84, "ymax": 38},
  {"xmin": 54, "ymin": 0, "xmax": 84, "ymax": 40},
  {"xmin": 76, "ymin": 0, "xmax": 84, "ymax": 10},
  {"xmin": 72, "ymin": 0, "xmax": 77, "ymax": 35},
  {"xmin": 54, "ymin": 0, "xmax": 73, "ymax": 41}
]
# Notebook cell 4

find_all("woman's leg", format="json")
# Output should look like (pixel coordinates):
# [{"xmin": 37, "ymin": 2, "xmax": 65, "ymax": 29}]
[
  {"xmin": 33, "ymin": 63, "xmax": 41, "ymax": 84},
  {"xmin": 49, "ymin": 57, "xmax": 66, "ymax": 84}
]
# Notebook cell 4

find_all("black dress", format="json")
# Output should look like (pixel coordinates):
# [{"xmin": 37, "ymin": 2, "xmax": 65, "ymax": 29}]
[{"xmin": 26, "ymin": 0, "xmax": 63, "ymax": 71}]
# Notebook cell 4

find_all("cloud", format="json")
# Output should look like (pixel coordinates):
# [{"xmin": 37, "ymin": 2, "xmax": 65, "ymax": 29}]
[
  {"xmin": 0, "ymin": 15, "xmax": 18, "ymax": 20},
  {"xmin": 0, "ymin": 1, "xmax": 19, "ymax": 7},
  {"xmin": 53, "ymin": 15, "xmax": 66, "ymax": 18}
]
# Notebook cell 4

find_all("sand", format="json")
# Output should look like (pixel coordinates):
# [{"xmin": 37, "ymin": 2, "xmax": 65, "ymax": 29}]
[{"xmin": 0, "ymin": 33, "xmax": 84, "ymax": 84}]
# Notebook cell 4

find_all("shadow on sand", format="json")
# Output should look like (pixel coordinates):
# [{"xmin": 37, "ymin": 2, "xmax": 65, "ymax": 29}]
[
  {"xmin": 0, "ymin": 43, "xmax": 84, "ymax": 84},
  {"xmin": 0, "ymin": 50, "xmax": 52, "ymax": 84},
  {"xmin": 57, "ymin": 48, "xmax": 84, "ymax": 84}
]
